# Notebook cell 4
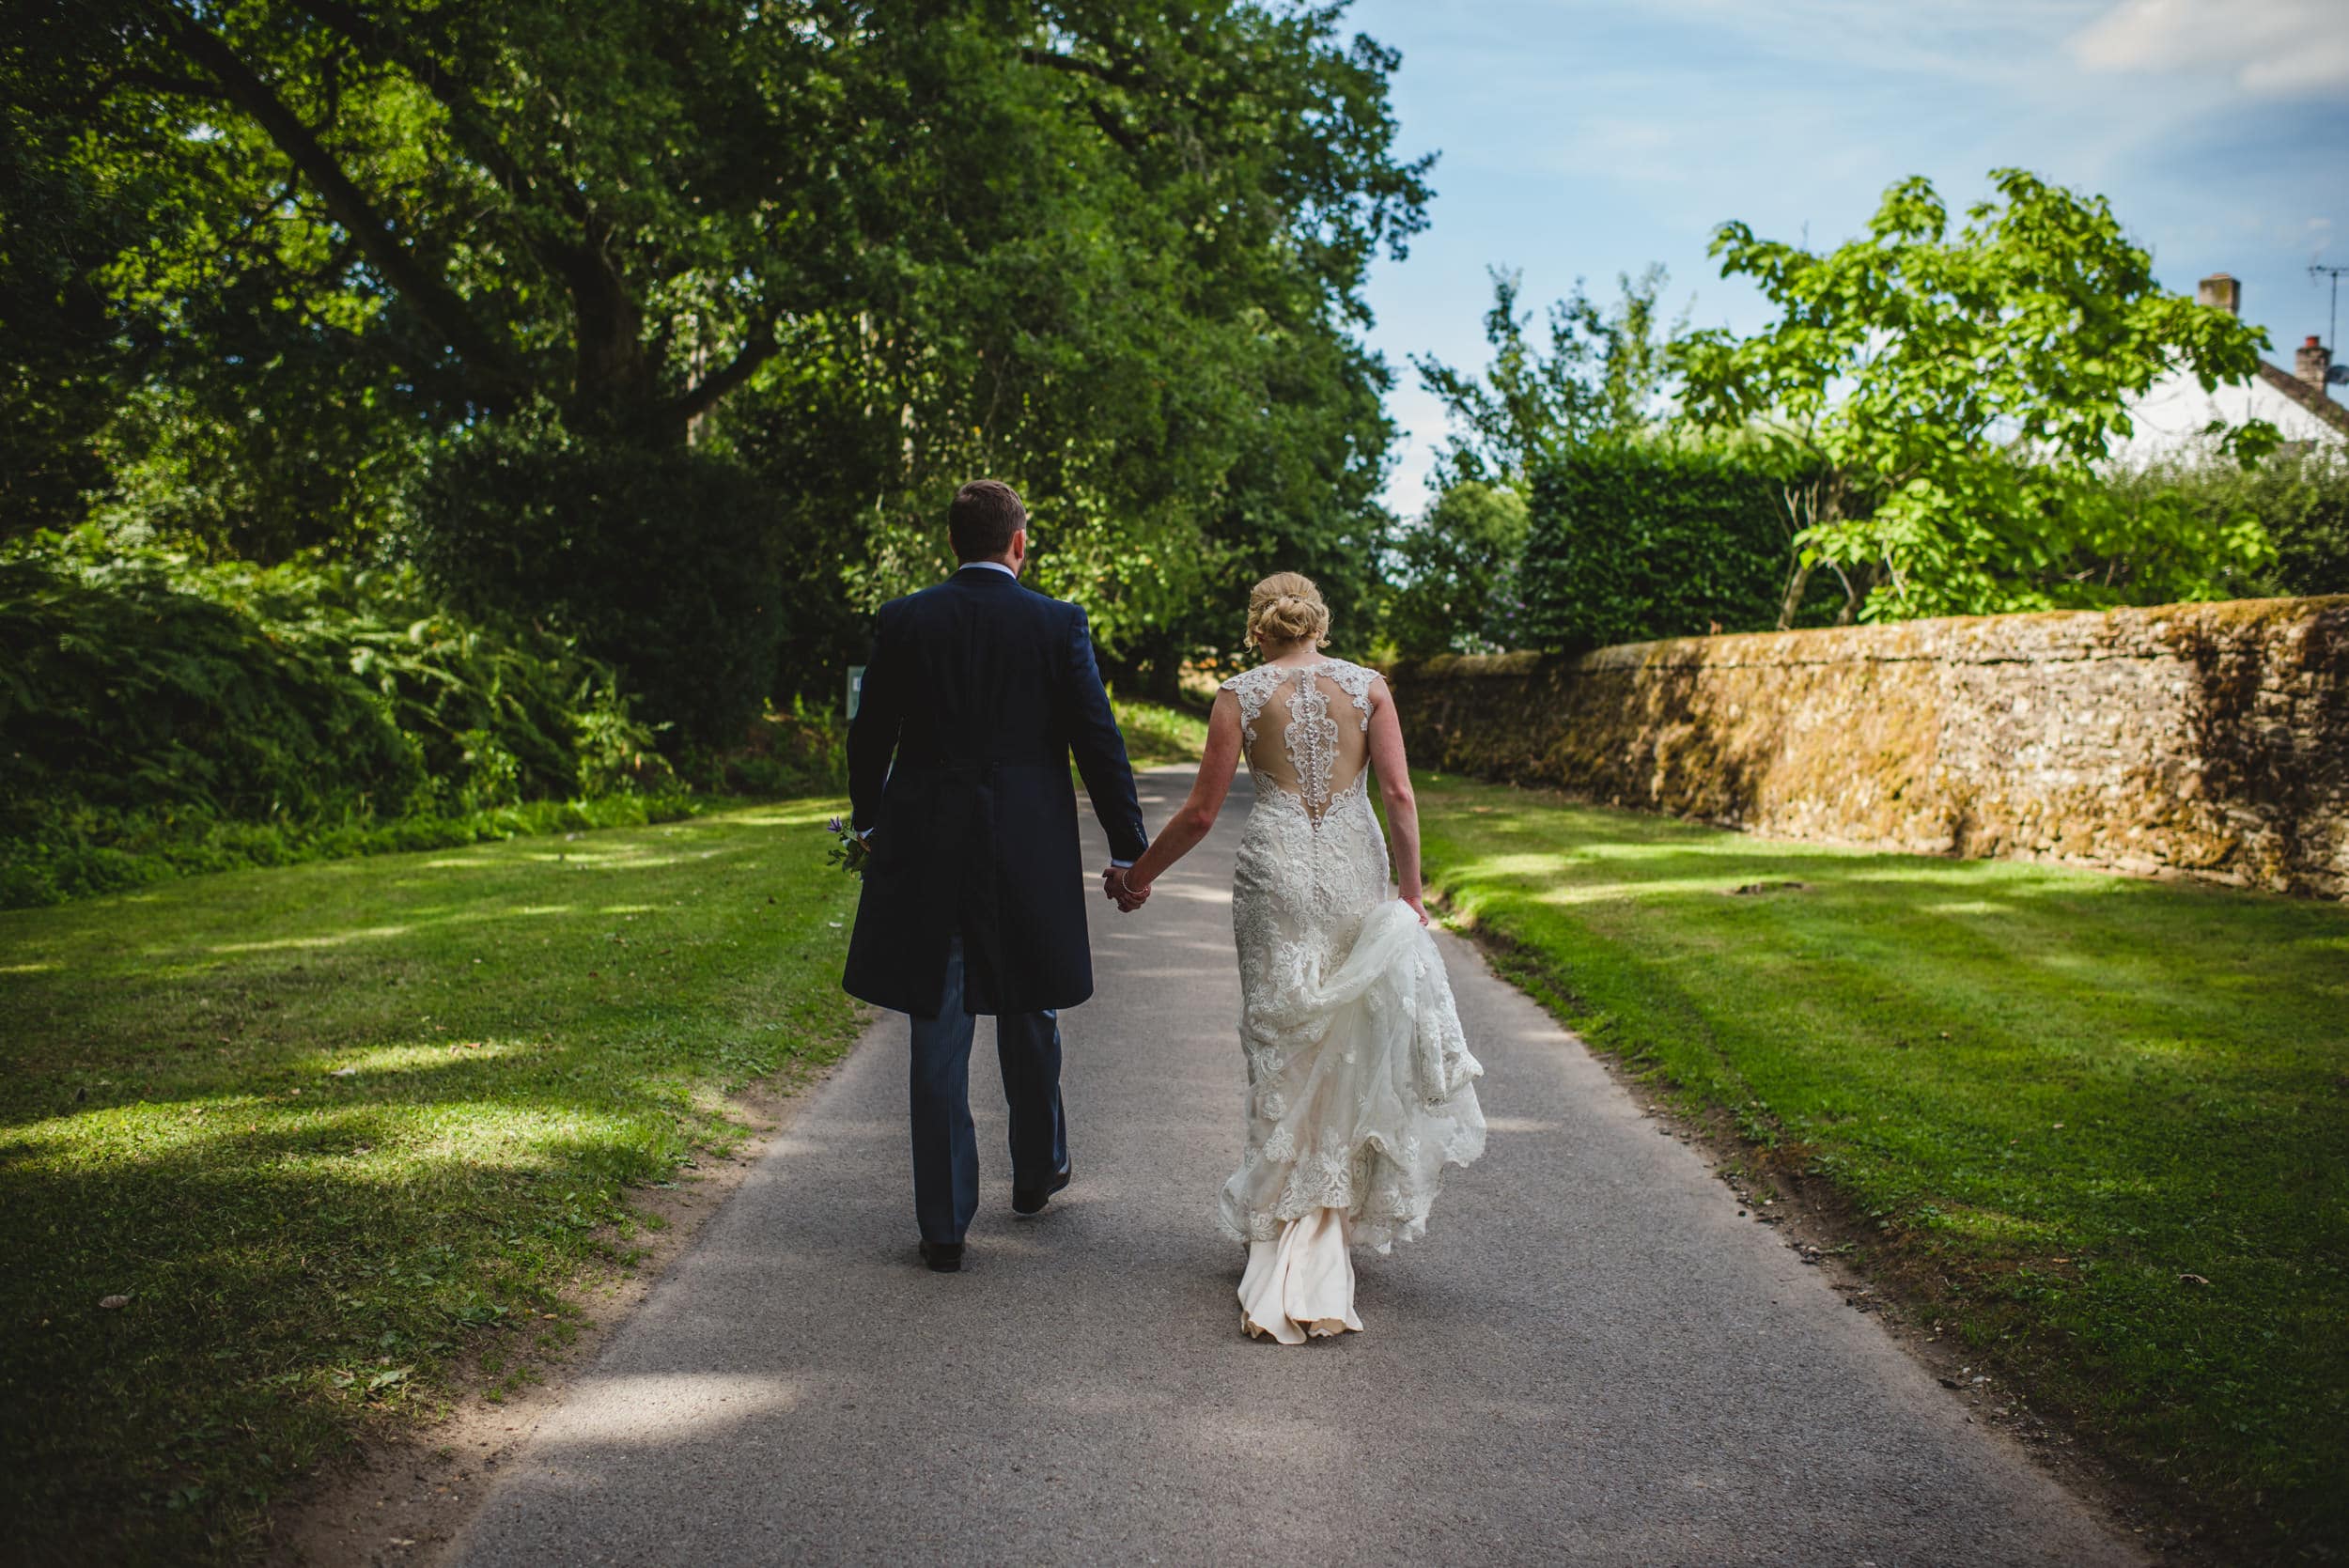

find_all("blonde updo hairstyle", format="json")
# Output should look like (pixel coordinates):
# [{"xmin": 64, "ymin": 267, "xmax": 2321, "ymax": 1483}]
[{"xmin": 1245, "ymin": 571, "xmax": 1330, "ymax": 652}]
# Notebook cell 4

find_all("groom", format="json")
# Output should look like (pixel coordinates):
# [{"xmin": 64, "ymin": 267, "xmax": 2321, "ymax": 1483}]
[{"xmin": 842, "ymin": 479, "xmax": 1151, "ymax": 1273}]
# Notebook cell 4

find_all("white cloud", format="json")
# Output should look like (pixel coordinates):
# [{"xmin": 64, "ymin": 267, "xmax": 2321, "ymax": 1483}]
[{"xmin": 2070, "ymin": 0, "xmax": 2349, "ymax": 95}]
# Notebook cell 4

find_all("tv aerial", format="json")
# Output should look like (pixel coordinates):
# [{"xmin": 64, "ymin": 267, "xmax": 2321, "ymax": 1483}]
[{"xmin": 2313, "ymin": 264, "xmax": 2349, "ymax": 384}]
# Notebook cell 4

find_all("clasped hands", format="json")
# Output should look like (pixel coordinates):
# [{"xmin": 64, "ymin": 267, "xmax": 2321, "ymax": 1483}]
[{"xmin": 1101, "ymin": 865, "xmax": 1150, "ymax": 913}]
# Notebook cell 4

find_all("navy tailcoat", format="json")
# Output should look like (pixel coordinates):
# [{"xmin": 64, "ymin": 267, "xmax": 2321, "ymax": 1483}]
[{"xmin": 841, "ymin": 566, "xmax": 1148, "ymax": 1018}]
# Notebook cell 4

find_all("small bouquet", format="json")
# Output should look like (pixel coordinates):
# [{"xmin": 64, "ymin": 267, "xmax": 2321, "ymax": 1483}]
[{"xmin": 825, "ymin": 816, "xmax": 871, "ymax": 877}]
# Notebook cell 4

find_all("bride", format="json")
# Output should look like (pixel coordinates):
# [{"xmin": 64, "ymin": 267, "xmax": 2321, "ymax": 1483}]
[{"xmin": 1114, "ymin": 573, "xmax": 1486, "ymax": 1343}]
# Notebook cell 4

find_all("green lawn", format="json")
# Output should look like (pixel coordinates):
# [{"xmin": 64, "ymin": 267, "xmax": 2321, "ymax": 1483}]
[
  {"xmin": 1109, "ymin": 695, "xmax": 1211, "ymax": 766},
  {"xmin": 0, "ymin": 800, "xmax": 864, "ymax": 1566},
  {"xmin": 1414, "ymin": 772, "xmax": 2349, "ymax": 1560}
]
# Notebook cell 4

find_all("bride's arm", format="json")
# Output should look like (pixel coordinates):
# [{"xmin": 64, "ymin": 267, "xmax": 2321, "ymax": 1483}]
[
  {"xmin": 1365, "ymin": 675, "xmax": 1427, "ymax": 924},
  {"xmin": 1120, "ymin": 691, "xmax": 1244, "ymax": 895}
]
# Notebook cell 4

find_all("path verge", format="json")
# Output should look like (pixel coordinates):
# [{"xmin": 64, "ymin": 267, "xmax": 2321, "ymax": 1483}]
[
  {"xmin": 1414, "ymin": 770, "xmax": 2349, "ymax": 1563},
  {"xmin": 0, "ymin": 800, "xmax": 865, "ymax": 1566}
]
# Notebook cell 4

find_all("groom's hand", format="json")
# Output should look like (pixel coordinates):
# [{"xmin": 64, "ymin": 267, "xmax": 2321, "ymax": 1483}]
[{"xmin": 1102, "ymin": 865, "xmax": 1149, "ymax": 913}]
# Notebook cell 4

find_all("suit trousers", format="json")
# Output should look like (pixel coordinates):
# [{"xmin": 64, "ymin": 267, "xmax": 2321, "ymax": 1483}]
[{"xmin": 908, "ymin": 935, "xmax": 1069, "ymax": 1244}]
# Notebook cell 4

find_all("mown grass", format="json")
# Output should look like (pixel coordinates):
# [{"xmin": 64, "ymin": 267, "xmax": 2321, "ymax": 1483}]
[
  {"xmin": 1, "ymin": 789, "xmax": 709, "ymax": 911},
  {"xmin": 0, "ymin": 800, "xmax": 865, "ymax": 1566},
  {"xmin": 1412, "ymin": 772, "xmax": 2349, "ymax": 1561}
]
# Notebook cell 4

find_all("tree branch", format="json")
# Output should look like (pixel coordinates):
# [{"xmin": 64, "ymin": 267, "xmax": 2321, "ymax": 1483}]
[
  {"xmin": 151, "ymin": 2, "xmax": 525, "ymax": 397},
  {"xmin": 1019, "ymin": 45, "xmax": 1146, "ymax": 154},
  {"xmin": 1078, "ymin": 98, "xmax": 1143, "ymax": 156},
  {"xmin": 1018, "ymin": 46, "xmax": 1137, "ymax": 87},
  {"xmin": 292, "ymin": 1, "xmax": 548, "ymax": 211},
  {"xmin": 288, "ymin": 0, "xmax": 644, "ymax": 396},
  {"xmin": 671, "ymin": 312, "xmax": 784, "ymax": 424},
  {"xmin": 62, "ymin": 65, "xmax": 227, "ymax": 119}
]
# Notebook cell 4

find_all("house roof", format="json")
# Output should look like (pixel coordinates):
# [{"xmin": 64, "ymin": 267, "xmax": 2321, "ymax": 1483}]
[{"xmin": 2255, "ymin": 359, "xmax": 2349, "ymax": 441}]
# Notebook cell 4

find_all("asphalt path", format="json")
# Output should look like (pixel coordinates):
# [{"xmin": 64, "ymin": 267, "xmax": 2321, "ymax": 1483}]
[{"xmin": 450, "ymin": 767, "xmax": 2139, "ymax": 1567}]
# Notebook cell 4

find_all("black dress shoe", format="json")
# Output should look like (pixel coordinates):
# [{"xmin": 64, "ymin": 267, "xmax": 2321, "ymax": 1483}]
[
  {"xmin": 918, "ymin": 1239, "xmax": 963, "ymax": 1273},
  {"xmin": 1012, "ymin": 1165, "xmax": 1072, "ymax": 1216}
]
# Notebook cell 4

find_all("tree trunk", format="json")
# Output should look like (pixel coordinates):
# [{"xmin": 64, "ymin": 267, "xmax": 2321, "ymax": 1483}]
[
  {"xmin": 568, "ymin": 295, "xmax": 672, "ymax": 443},
  {"xmin": 1776, "ymin": 556, "xmax": 1812, "ymax": 632},
  {"xmin": 1833, "ymin": 561, "xmax": 1883, "ymax": 626}
]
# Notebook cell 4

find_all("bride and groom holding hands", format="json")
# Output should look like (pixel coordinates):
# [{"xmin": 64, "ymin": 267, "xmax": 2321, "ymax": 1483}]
[{"xmin": 842, "ymin": 479, "xmax": 1486, "ymax": 1343}]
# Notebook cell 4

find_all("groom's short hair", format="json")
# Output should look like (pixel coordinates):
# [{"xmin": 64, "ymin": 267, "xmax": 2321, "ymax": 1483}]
[{"xmin": 949, "ymin": 479, "xmax": 1027, "ymax": 561}]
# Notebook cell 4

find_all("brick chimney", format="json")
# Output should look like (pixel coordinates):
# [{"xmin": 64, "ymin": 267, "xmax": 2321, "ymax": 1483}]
[
  {"xmin": 2197, "ymin": 272, "xmax": 2242, "ymax": 315},
  {"xmin": 2296, "ymin": 334, "xmax": 2332, "ymax": 388}
]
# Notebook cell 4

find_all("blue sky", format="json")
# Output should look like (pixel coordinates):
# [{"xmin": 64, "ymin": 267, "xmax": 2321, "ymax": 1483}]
[{"xmin": 1348, "ymin": 0, "xmax": 2349, "ymax": 518}]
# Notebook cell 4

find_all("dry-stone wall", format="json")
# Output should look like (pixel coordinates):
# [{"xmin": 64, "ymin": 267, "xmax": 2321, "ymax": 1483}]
[{"xmin": 1387, "ymin": 597, "xmax": 2349, "ymax": 897}]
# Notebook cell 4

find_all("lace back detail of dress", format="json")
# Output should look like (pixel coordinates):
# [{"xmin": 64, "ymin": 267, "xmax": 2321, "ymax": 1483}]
[
  {"xmin": 1221, "ymin": 660, "xmax": 1377, "ymax": 823},
  {"xmin": 1216, "ymin": 653, "xmax": 1483, "ymax": 1268}
]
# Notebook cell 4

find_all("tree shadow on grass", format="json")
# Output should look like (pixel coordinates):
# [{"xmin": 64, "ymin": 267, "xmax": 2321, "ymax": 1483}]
[
  {"xmin": 0, "ymin": 1076, "xmax": 739, "ymax": 1565},
  {"xmin": 0, "ymin": 807, "xmax": 861, "ymax": 1567}
]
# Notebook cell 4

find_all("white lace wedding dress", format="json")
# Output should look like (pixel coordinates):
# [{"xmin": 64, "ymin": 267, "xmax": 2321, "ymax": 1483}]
[{"xmin": 1216, "ymin": 659, "xmax": 1486, "ymax": 1343}]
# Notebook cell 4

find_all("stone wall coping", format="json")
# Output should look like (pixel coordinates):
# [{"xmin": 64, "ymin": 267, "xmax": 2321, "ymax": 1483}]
[{"xmin": 1385, "ymin": 596, "xmax": 2349, "ymax": 680}]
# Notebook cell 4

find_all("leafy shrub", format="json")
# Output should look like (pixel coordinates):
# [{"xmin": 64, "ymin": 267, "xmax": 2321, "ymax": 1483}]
[
  {"xmin": 412, "ymin": 409, "xmax": 790, "ymax": 747},
  {"xmin": 2104, "ymin": 446, "xmax": 2349, "ymax": 600},
  {"xmin": 672, "ymin": 701, "xmax": 848, "ymax": 799},
  {"xmin": 1385, "ymin": 481, "xmax": 1531, "ymax": 659},
  {"xmin": 0, "ymin": 530, "xmax": 677, "ymax": 907},
  {"xmin": 1518, "ymin": 442, "xmax": 1835, "ymax": 652}
]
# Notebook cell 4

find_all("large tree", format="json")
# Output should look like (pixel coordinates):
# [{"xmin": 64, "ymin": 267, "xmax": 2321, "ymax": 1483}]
[{"xmin": 6, "ymin": 0, "xmax": 1428, "ymax": 718}]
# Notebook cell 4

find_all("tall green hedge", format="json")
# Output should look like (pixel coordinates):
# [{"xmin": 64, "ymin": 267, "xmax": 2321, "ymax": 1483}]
[
  {"xmin": 1518, "ymin": 442, "xmax": 1823, "ymax": 652},
  {"xmin": 2104, "ymin": 447, "xmax": 2349, "ymax": 600}
]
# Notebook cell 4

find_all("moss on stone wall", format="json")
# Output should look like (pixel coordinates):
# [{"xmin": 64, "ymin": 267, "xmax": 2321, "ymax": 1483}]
[{"xmin": 1389, "ymin": 597, "xmax": 2349, "ymax": 897}]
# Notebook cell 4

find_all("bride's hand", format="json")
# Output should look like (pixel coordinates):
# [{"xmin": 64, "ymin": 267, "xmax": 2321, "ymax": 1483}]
[
  {"xmin": 1402, "ymin": 894, "xmax": 1429, "ymax": 926},
  {"xmin": 1103, "ymin": 865, "xmax": 1150, "ymax": 912}
]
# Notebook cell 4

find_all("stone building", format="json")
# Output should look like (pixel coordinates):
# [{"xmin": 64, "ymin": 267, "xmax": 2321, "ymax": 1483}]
[{"xmin": 2105, "ymin": 272, "xmax": 2349, "ymax": 464}]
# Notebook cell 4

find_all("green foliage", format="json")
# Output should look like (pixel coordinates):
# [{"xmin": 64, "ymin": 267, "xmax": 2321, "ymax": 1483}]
[
  {"xmin": 1412, "ymin": 265, "xmax": 1677, "ymax": 489},
  {"xmin": 1389, "ymin": 266, "xmax": 1674, "ymax": 657},
  {"xmin": 2105, "ymin": 446, "xmax": 2349, "ymax": 599},
  {"xmin": 0, "ymin": 532, "xmax": 674, "ymax": 907},
  {"xmin": 412, "ymin": 410, "xmax": 787, "ymax": 747},
  {"xmin": 4, "ymin": 0, "xmax": 1428, "ymax": 899},
  {"xmin": 1675, "ymin": 169, "xmax": 2281, "ymax": 621},
  {"xmin": 1860, "ymin": 449, "xmax": 2276, "ymax": 618},
  {"xmin": 1517, "ymin": 442, "xmax": 1836, "ymax": 652},
  {"xmin": 0, "ymin": 801, "xmax": 865, "ymax": 1565},
  {"xmin": 0, "ymin": 1, "xmax": 190, "ymax": 535},
  {"xmin": 1416, "ymin": 775, "xmax": 2349, "ymax": 1561},
  {"xmin": 1384, "ymin": 481, "xmax": 1531, "ymax": 658},
  {"xmin": 670, "ymin": 703, "xmax": 848, "ymax": 800},
  {"xmin": 6, "ymin": 0, "xmax": 1428, "ymax": 713},
  {"xmin": 1184, "ymin": 325, "xmax": 1401, "ymax": 674}
]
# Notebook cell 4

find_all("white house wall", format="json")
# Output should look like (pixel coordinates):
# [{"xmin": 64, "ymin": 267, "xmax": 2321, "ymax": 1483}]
[{"xmin": 2110, "ymin": 368, "xmax": 2345, "ymax": 465}]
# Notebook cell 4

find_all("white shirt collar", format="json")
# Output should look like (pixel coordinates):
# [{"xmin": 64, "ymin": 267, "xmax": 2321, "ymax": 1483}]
[{"xmin": 958, "ymin": 560, "xmax": 1018, "ymax": 579}]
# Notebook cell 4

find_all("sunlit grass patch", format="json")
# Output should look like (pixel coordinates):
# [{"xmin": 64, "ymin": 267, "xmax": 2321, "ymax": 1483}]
[
  {"xmin": 0, "ymin": 798, "xmax": 864, "ymax": 1566},
  {"xmin": 1414, "ymin": 772, "xmax": 2348, "ymax": 1559},
  {"xmin": 1112, "ymin": 696, "xmax": 1211, "ymax": 765}
]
